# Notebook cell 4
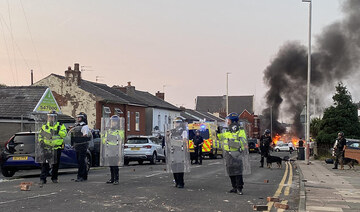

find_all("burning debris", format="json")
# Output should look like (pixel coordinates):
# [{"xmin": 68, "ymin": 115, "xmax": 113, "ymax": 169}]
[{"xmin": 262, "ymin": 0, "xmax": 360, "ymax": 137}]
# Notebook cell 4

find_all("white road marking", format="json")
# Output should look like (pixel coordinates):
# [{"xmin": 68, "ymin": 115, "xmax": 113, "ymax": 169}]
[
  {"xmin": 145, "ymin": 172, "xmax": 165, "ymax": 178},
  {"xmin": 0, "ymin": 192, "xmax": 58, "ymax": 205}
]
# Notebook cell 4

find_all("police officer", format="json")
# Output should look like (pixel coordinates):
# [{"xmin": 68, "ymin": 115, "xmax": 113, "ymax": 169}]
[
  {"xmin": 193, "ymin": 130, "xmax": 204, "ymax": 165},
  {"xmin": 102, "ymin": 115, "xmax": 125, "ymax": 185},
  {"xmin": 333, "ymin": 132, "xmax": 347, "ymax": 169},
  {"xmin": 38, "ymin": 110, "xmax": 67, "ymax": 186},
  {"xmin": 259, "ymin": 129, "xmax": 272, "ymax": 168},
  {"xmin": 168, "ymin": 117, "xmax": 189, "ymax": 188},
  {"xmin": 73, "ymin": 112, "xmax": 91, "ymax": 182},
  {"xmin": 218, "ymin": 112, "xmax": 248, "ymax": 195}
]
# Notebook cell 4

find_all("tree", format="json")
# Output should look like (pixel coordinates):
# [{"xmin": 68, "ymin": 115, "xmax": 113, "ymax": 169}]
[
  {"xmin": 316, "ymin": 82, "xmax": 360, "ymax": 144},
  {"xmin": 310, "ymin": 117, "xmax": 321, "ymax": 138}
]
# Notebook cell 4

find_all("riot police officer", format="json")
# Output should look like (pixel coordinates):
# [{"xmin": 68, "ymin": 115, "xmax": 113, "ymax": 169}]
[
  {"xmin": 193, "ymin": 130, "xmax": 204, "ymax": 165},
  {"xmin": 259, "ymin": 129, "xmax": 272, "ymax": 168},
  {"xmin": 38, "ymin": 110, "xmax": 67, "ymax": 186},
  {"xmin": 73, "ymin": 112, "xmax": 91, "ymax": 182},
  {"xmin": 166, "ymin": 117, "xmax": 190, "ymax": 188},
  {"xmin": 101, "ymin": 115, "xmax": 125, "ymax": 185},
  {"xmin": 333, "ymin": 132, "xmax": 347, "ymax": 169},
  {"xmin": 218, "ymin": 112, "xmax": 250, "ymax": 195}
]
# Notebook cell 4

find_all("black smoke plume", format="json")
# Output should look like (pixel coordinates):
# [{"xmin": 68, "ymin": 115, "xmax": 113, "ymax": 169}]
[{"xmin": 263, "ymin": 0, "xmax": 360, "ymax": 137}]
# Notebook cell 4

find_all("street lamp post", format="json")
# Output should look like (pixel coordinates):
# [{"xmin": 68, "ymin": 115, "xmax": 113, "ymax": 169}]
[
  {"xmin": 226, "ymin": 72, "xmax": 231, "ymax": 115},
  {"xmin": 302, "ymin": 0, "xmax": 312, "ymax": 165}
]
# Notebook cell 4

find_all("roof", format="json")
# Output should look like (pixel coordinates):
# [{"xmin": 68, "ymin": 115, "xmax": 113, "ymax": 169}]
[
  {"xmin": 117, "ymin": 87, "xmax": 180, "ymax": 111},
  {"xmin": 196, "ymin": 95, "xmax": 254, "ymax": 115},
  {"xmin": 0, "ymin": 86, "xmax": 74, "ymax": 122},
  {"xmin": 180, "ymin": 108, "xmax": 224, "ymax": 123},
  {"xmin": 0, "ymin": 86, "xmax": 47, "ymax": 119},
  {"xmin": 50, "ymin": 74, "xmax": 146, "ymax": 106}
]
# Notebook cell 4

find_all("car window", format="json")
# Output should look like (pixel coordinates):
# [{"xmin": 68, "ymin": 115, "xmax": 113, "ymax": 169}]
[
  {"xmin": 150, "ymin": 137, "xmax": 161, "ymax": 144},
  {"xmin": 14, "ymin": 134, "xmax": 35, "ymax": 144},
  {"xmin": 349, "ymin": 143, "xmax": 359, "ymax": 148},
  {"xmin": 127, "ymin": 138, "xmax": 149, "ymax": 144}
]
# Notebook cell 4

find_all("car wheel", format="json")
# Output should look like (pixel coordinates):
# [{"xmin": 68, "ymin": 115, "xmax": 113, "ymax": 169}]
[
  {"xmin": 150, "ymin": 152, "xmax": 157, "ymax": 165},
  {"xmin": 124, "ymin": 160, "xmax": 129, "ymax": 166},
  {"xmin": 86, "ymin": 154, "xmax": 91, "ymax": 173},
  {"xmin": 1, "ymin": 168, "xmax": 16, "ymax": 177},
  {"xmin": 275, "ymin": 149, "xmax": 280, "ymax": 152},
  {"xmin": 138, "ymin": 160, "xmax": 143, "ymax": 165}
]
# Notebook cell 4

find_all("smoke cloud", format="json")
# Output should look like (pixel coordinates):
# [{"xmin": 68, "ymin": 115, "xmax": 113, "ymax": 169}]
[{"xmin": 262, "ymin": 0, "xmax": 360, "ymax": 137}]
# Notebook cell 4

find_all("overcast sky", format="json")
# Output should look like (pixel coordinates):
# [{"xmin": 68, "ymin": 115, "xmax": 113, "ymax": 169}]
[{"xmin": 0, "ymin": 0, "xmax": 345, "ymax": 113}]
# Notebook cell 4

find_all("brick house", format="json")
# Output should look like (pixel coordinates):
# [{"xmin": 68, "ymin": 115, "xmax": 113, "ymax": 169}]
[
  {"xmin": 113, "ymin": 83, "xmax": 181, "ymax": 136},
  {"xmin": 34, "ymin": 64, "xmax": 147, "ymax": 138},
  {"xmin": 239, "ymin": 109, "xmax": 260, "ymax": 139}
]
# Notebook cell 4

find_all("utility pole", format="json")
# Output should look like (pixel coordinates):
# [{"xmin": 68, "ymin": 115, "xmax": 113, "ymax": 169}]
[{"xmin": 226, "ymin": 72, "xmax": 231, "ymax": 115}]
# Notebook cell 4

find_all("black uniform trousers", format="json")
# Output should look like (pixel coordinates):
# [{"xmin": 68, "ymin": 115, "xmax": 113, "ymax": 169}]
[
  {"xmin": 109, "ymin": 166, "xmax": 119, "ymax": 181},
  {"xmin": 173, "ymin": 173, "xmax": 184, "ymax": 186},
  {"xmin": 334, "ymin": 150, "xmax": 344, "ymax": 169},
  {"xmin": 194, "ymin": 146, "xmax": 203, "ymax": 164},
  {"xmin": 260, "ymin": 148, "xmax": 269, "ymax": 167},
  {"xmin": 76, "ymin": 144, "xmax": 88, "ymax": 180},
  {"xmin": 229, "ymin": 175, "xmax": 244, "ymax": 190},
  {"xmin": 40, "ymin": 148, "xmax": 62, "ymax": 182}
]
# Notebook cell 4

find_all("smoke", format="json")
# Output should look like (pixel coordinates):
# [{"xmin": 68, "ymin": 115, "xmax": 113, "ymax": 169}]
[{"xmin": 263, "ymin": 0, "xmax": 360, "ymax": 137}]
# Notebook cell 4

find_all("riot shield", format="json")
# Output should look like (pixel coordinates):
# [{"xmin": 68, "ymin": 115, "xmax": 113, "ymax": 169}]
[
  {"xmin": 34, "ymin": 113, "xmax": 58, "ymax": 164},
  {"xmin": 100, "ymin": 117, "xmax": 125, "ymax": 167},
  {"xmin": 221, "ymin": 136, "xmax": 251, "ymax": 176},
  {"xmin": 165, "ymin": 122, "xmax": 191, "ymax": 173},
  {"xmin": 67, "ymin": 125, "xmax": 92, "ymax": 151}
]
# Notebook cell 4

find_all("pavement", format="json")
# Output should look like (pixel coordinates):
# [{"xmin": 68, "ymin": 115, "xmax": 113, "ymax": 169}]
[
  {"xmin": 297, "ymin": 158, "xmax": 360, "ymax": 212},
  {"xmin": 0, "ymin": 152, "xmax": 298, "ymax": 212}
]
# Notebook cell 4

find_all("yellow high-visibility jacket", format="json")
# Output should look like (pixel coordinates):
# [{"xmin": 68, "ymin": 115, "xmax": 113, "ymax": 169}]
[{"xmin": 38, "ymin": 122, "xmax": 67, "ymax": 149}]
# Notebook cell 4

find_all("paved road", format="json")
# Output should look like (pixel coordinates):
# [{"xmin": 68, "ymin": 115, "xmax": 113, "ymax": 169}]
[{"xmin": 0, "ymin": 152, "xmax": 299, "ymax": 212}]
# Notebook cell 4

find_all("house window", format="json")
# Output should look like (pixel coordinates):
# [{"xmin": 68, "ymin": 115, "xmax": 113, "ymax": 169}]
[
  {"xmin": 135, "ymin": 112, "xmax": 140, "ymax": 131},
  {"xmin": 115, "ymin": 108, "xmax": 123, "ymax": 115},
  {"xmin": 158, "ymin": 114, "xmax": 161, "ymax": 130},
  {"xmin": 127, "ymin": 111, "xmax": 131, "ymax": 131},
  {"xmin": 168, "ymin": 116, "xmax": 171, "ymax": 124},
  {"xmin": 103, "ymin": 106, "xmax": 111, "ymax": 118}
]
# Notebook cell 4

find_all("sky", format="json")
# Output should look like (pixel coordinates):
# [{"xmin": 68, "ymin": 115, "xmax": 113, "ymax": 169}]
[{"xmin": 0, "ymin": 0, "xmax": 347, "ymax": 114}]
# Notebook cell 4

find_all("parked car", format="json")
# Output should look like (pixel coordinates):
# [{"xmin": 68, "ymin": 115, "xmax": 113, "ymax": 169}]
[
  {"xmin": 124, "ymin": 136, "xmax": 166, "ymax": 165},
  {"xmin": 274, "ymin": 143, "xmax": 294, "ymax": 152},
  {"xmin": 90, "ymin": 129, "xmax": 101, "ymax": 166},
  {"xmin": 0, "ymin": 132, "xmax": 93, "ymax": 177},
  {"xmin": 248, "ymin": 139, "xmax": 259, "ymax": 153}
]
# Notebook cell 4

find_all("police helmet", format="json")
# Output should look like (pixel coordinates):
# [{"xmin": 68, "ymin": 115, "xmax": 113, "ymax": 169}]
[
  {"xmin": 338, "ymin": 131, "xmax": 344, "ymax": 137},
  {"xmin": 47, "ymin": 110, "xmax": 58, "ymax": 126},
  {"xmin": 264, "ymin": 129, "xmax": 271, "ymax": 135},
  {"xmin": 226, "ymin": 112, "xmax": 239, "ymax": 123},
  {"xmin": 110, "ymin": 115, "xmax": 120, "ymax": 129},
  {"xmin": 76, "ymin": 112, "xmax": 87, "ymax": 123}
]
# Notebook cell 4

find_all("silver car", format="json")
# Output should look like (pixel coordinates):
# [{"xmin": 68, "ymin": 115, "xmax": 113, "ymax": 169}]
[{"xmin": 124, "ymin": 136, "xmax": 166, "ymax": 165}]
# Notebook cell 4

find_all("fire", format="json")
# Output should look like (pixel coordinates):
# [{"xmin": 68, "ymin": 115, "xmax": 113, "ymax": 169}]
[
  {"xmin": 291, "ymin": 137, "xmax": 298, "ymax": 147},
  {"xmin": 272, "ymin": 134, "xmax": 281, "ymax": 145}
]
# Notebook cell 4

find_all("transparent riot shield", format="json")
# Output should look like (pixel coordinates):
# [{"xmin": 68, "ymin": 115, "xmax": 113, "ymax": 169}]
[
  {"xmin": 34, "ymin": 113, "xmax": 58, "ymax": 164},
  {"xmin": 221, "ymin": 133, "xmax": 251, "ymax": 176},
  {"xmin": 66, "ymin": 125, "xmax": 92, "ymax": 151},
  {"xmin": 100, "ymin": 117, "xmax": 125, "ymax": 167},
  {"xmin": 165, "ymin": 122, "xmax": 191, "ymax": 173}
]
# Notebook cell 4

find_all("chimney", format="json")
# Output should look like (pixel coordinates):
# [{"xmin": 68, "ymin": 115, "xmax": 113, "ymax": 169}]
[
  {"xmin": 31, "ymin": 70, "xmax": 33, "ymax": 85},
  {"xmin": 112, "ymin": 85, "xmax": 127, "ymax": 93},
  {"xmin": 155, "ymin": 91, "xmax": 165, "ymax": 100},
  {"xmin": 65, "ymin": 63, "xmax": 81, "ymax": 86},
  {"xmin": 126, "ymin": 81, "xmax": 135, "ymax": 94}
]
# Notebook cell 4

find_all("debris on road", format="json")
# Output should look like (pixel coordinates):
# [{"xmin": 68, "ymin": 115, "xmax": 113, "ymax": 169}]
[
  {"xmin": 267, "ymin": 197, "xmax": 280, "ymax": 202},
  {"xmin": 274, "ymin": 202, "xmax": 289, "ymax": 210},
  {"xmin": 253, "ymin": 205, "xmax": 268, "ymax": 211},
  {"xmin": 20, "ymin": 182, "xmax": 33, "ymax": 191},
  {"xmin": 264, "ymin": 179, "xmax": 269, "ymax": 183}
]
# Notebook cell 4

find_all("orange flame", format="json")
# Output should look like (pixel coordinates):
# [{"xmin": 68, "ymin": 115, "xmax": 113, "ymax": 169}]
[{"xmin": 272, "ymin": 134, "xmax": 281, "ymax": 145}]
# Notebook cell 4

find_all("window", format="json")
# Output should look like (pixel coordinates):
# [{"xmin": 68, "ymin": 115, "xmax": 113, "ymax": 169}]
[
  {"xmin": 135, "ymin": 112, "xmax": 140, "ymax": 131},
  {"xmin": 103, "ymin": 106, "xmax": 111, "ymax": 118},
  {"xmin": 168, "ymin": 116, "xmax": 171, "ymax": 124},
  {"xmin": 115, "ymin": 108, "xmax": 123, "ymax": 115},
  {"xmin": 164, "ymin": 115, "xmax": 167, "ymax": 128},
  {"xmin": 158, "ymin": 114, "xmax": 161, "ymax": 130},
  {"xmin": 127, "ymin": 111, "xmax": 131, "ymax": 131}
]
